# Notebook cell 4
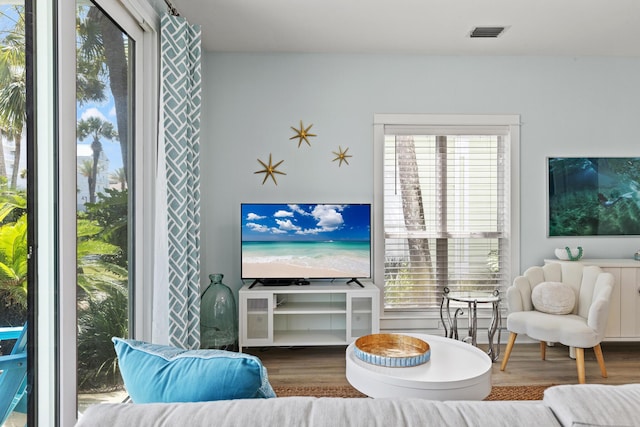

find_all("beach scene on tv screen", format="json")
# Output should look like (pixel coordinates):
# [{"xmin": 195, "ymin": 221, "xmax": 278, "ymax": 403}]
[{"xmin": 241, "ymin": 204, "xmax": 371, "ymax": 279}]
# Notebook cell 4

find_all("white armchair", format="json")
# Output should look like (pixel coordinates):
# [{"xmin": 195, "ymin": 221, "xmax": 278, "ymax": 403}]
[{"xmin": 499, "ymin": 262, "xmax": 615, "ymax": 384}]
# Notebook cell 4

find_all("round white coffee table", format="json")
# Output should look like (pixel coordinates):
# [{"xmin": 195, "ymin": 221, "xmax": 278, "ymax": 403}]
[{"xmin": 346, "ymin": 333, "xmax": 492, "ymax": 400}]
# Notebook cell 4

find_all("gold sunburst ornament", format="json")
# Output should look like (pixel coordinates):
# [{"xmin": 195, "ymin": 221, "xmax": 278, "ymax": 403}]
[
  {"xmin": 332, "ymin": 146, "xmax": 352, "ymax": 167},
  {"xmin": 255, "ymin": 153, "xmax": 286, "ymax": 185},
  {"xmin": 290, "ymin": 120, "xmax": 316, "ymax": 147}
]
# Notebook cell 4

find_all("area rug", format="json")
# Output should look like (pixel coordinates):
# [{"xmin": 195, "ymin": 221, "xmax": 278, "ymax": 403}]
[{"xmin": 272, "ymin": 384, "xmax": 553, "ymax": 400}]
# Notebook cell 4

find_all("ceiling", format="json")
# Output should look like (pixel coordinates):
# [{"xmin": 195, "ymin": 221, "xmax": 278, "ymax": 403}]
[{"xmin": 166, "ymin": 0, "xmax": 640, "ymax": 56}]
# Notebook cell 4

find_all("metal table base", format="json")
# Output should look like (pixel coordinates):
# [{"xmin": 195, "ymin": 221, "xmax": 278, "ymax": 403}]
[{"xmin": 439, "ymin": 288, "xmax": 501, "ymax": 362}]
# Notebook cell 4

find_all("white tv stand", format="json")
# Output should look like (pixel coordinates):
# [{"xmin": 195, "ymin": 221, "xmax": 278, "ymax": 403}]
[{"xmin": 238, "ymin": 281, "xmax": 380, "ymax": 351}]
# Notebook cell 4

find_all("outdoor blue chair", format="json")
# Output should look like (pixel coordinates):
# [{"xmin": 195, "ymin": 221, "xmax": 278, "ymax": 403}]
[{"xmin": 0, "ymin": 323, "xmax": 27, "ymax": 425}]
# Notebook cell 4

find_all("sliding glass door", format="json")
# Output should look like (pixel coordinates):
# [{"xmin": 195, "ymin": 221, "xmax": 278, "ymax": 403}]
[
  {"xmin": 40, "ymin": 0, "xmax": 156, "ymax": 425},
  {"xmin": 0, "ymin": 4, "xmax": 27, "ymax": 334},
  {"xmin": 0, "ymin": 2, "xmax": 29, "ymax": 426},
  {"xmin": 75, "ymin": 0, "xmax": 134, "ymax": 408}
]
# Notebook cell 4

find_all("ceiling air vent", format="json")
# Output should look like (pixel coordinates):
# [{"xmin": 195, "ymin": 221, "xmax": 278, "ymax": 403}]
[{"xmin": 469, "ymin": 26, "xmax": 505, "ymax": 38}]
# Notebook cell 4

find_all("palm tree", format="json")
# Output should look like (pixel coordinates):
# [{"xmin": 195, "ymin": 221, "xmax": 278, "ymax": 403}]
[
  {"xmin": 77, "ymin": 117, "xmax": 117, "ymax": 203},
  {"xmin": 78, "ymin": 6, "xmax": 130, "ymax": 184},
  {"xmin": 0, "ymin": 6, "xmax": 25, "ymax": 189},
  {"xmin": 78, "ymin": 159, "xmax": 95, "ymax": 204},
  {"xmin": 109, "ymin": 167, "xmax": 127, "ymax": 191},
  {"xmin": 0, "ymin": 126, "xmax": 12, "ymax": 179},
  {"xmin": 75, "ymin": 10, "xmax": 107, "ymax": 106}
]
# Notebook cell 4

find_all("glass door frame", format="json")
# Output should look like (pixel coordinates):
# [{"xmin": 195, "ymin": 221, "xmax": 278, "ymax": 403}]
[{"xmin": 34, "ymin": 0, "xmax": 158, "ymax": 425}]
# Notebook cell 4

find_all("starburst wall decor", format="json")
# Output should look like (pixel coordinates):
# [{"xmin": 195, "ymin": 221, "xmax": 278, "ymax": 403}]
[
  {"xmin": 290, "ymin": 120, "xmax": 316, "ymax": 147},
  {"xmin": 332, "ymin": 146, "xmax": 352, "ymax": 167},
  {"xmin": 251, "ymin": 120, "xmax": 356, "ymax": 185},
  {"xmin": 254, "ymin": 153, "xmax": 286, "ymax": 185}
]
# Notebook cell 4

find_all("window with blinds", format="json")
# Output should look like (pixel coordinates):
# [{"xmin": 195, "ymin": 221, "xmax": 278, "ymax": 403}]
[{"xmin": 382, "ymin": 128, "xmax": 511, "ymax": 310}]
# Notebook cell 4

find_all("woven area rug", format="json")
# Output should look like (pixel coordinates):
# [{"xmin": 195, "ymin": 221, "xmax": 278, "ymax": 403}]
[{"xmin": 272, "ymin": 384, "xmax": 553, "ymax": 401}]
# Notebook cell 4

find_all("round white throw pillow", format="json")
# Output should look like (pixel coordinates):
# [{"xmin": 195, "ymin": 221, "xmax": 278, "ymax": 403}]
[{"xmin": 531, "ymin": 281, "xmax": 576, "ymax": 315}]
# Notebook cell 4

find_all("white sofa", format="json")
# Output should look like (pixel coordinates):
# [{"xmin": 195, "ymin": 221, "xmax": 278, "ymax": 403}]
[{"xmin": 76, "ymin": 383, "xmax": 640, "ymax": 427}]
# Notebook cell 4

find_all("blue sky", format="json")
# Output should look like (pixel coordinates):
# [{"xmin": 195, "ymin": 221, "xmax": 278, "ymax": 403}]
[{"xmin": 242, "ymin": 204, "xmax": 371, "ymax": 241}]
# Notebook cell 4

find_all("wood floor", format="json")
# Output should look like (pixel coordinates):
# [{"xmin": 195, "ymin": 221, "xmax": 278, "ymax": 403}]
[{"xmin": 244, "ymin": 340, "xmax": 640, "ymax": 388}]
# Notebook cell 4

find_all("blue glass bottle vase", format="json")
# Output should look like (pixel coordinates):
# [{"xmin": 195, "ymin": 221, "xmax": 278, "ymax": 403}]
[{"xmin": 200, "ymin": 273, "xmax": 238, "ymax": 350}]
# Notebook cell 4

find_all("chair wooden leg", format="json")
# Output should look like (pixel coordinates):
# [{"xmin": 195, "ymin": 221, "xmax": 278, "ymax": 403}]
[
  {"xmin": 500, "ymin": 332, "xmax": 517, "ymax": 371},
  {"xmin": 540, "ymin": 341, "xmax": 546, "ymax": 360},
  {"xmin": 593, "ymin": 344, "xmax": 608, "ymax": 378},
  {"xmin": 575, "ymin": 347, "xmax": 586, "ymax": 384}
]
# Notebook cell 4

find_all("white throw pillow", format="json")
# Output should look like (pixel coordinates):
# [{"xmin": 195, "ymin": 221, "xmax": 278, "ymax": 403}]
[{"xmin": 531, "ymin": 281, "xmax": 576, "ymax": 315}]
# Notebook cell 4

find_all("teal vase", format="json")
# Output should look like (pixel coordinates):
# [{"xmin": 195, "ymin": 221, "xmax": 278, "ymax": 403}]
[{"xmin": 200, "ymin": 273, "xmax": 238, "ymax": 350}]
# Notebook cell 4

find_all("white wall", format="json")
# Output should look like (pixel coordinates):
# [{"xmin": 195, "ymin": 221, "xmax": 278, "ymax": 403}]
[{"xmin": 200, "ymin": 53, "xmax": 640, "ymax": 295}]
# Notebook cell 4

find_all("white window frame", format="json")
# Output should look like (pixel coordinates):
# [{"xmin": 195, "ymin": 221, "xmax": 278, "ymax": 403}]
[
  {"xmin": 373, "ymin": 114, "xmax": 520, "ymax": 331},
  {"xmin": 38, "ymin": 1, "xmax": 158, "ymax": 426}
]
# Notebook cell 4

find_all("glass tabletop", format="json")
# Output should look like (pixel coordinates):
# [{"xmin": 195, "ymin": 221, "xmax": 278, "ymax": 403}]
[{"xmin": 443, "ymin": 289, "xmax": 500, "ymax": 303}]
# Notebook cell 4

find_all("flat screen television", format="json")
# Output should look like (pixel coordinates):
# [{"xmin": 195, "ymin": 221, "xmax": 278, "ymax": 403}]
[{"xmin": 241, "ymin": 203, "xmax": 371, "ymax": 287}]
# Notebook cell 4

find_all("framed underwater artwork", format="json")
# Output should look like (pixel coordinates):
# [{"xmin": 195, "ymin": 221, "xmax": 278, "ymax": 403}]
[{"xmin": 548, "ymin": 157, "xmax": 640, "ymax": 236}]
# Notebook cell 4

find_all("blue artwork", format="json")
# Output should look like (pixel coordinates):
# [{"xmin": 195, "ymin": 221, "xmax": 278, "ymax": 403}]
[{"xmin": 548, "ymin": 157, "xmax": 640, "ymax": 236}]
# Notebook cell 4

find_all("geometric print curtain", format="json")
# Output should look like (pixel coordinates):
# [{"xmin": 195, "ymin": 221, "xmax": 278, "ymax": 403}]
[{"xmin": 153, "ymin": 13, "xmax": 202, "ymax": 349}]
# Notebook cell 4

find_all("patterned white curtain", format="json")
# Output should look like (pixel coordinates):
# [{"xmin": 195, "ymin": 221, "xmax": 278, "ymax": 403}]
[{"xmin": 153, "ymin": 13, "xmax": 202, "ymax": 349}]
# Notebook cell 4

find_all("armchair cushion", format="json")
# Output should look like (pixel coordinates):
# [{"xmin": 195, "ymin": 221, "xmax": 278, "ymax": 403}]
[
  {"xmin": 507, "ymin": 311, "xmax": 600, "ymax": 348},
  {"xmin": 112, "ymin": 338, "xmax": 276, "ymax": 404},
  {"xmin": 531, "ymin": 281, "xmax": 575, "ymax": 315}
]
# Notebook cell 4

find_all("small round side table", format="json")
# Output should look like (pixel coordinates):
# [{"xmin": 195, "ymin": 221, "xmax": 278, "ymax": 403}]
[{"xmin": 439, "ymin": 288, "xmax": 501, "ymax": 362}]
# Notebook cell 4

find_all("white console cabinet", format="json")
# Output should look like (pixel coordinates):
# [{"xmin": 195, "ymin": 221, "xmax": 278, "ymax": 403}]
[
  {"xmin": 238, "ymin": 282, "xmax": 380, "ymax": 351},
  {"xmin": 545, "ymin": 259, "xmax": 640, "ymax": 341}
]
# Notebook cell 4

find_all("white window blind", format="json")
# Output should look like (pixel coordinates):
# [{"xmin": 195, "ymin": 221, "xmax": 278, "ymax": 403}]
[{"xmin": 383, "ymin": 128, "xmax": 511, "ymax": 310}]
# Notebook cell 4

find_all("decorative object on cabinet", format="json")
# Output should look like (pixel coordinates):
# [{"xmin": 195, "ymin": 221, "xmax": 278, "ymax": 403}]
[
  {"xmin": 547, "ymin": 157, "xmax": 640, "ymax": 236},
  {"xmin": 290, "ymin": 120, "xmax": 316, "ymax": 147},
  {"xmin": 554, "ymin": 246, "xmax": 583, "ymax": 261},
  {"xmin": 254, "ymin": 153, "xmax": 286, "ymax": 185},
  {"xmin": 200, "ymin": 273, "xmax": 238, "ymax": 350},
  {"xmin": 634, "ymin": 250, "xmax": 640, "ymax": 261},
  {"xmin": 332, "ymin": 146, "xmax": 352, "ymax": 166}
]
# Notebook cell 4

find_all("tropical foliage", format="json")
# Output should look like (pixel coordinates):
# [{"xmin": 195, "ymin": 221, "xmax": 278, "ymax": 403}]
[
  {"xmin": 77, "ymin": 282, "xmax": 127, "ymax": 389},
  {"xmin": 77, "ymin": 216, "xmax": 126, "ymax": 296},
  {"xmin": 77, "ymin": 192, "xmax": 128, "ymax": 389},
  {"xmin": 84, "ymin": 188, "xmax": 128, "ymax": 267},
  {"xmin": 0, "ymin": 190, "xmax": 26, "ymax": 326}
]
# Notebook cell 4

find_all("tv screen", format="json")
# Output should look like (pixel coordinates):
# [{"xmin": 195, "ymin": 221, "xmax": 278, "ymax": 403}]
[{"xmin": 241, "ymin": 203, "xmax": 372, "ymax": 282}]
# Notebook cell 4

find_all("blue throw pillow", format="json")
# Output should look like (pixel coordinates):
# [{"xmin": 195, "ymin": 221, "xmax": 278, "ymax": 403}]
[{"xmin": 112, "ymin": 338, "xmax": 276, "ymax": 403}]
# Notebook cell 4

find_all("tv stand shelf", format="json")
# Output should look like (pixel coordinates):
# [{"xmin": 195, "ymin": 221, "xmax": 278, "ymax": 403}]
[
  {"xmin": 275, "ymin": 301, "xmax": 346, "ymax": 314},
  {"xmin": 239, "ymin": 281, "xmax": 380, "ymax": 351}
]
